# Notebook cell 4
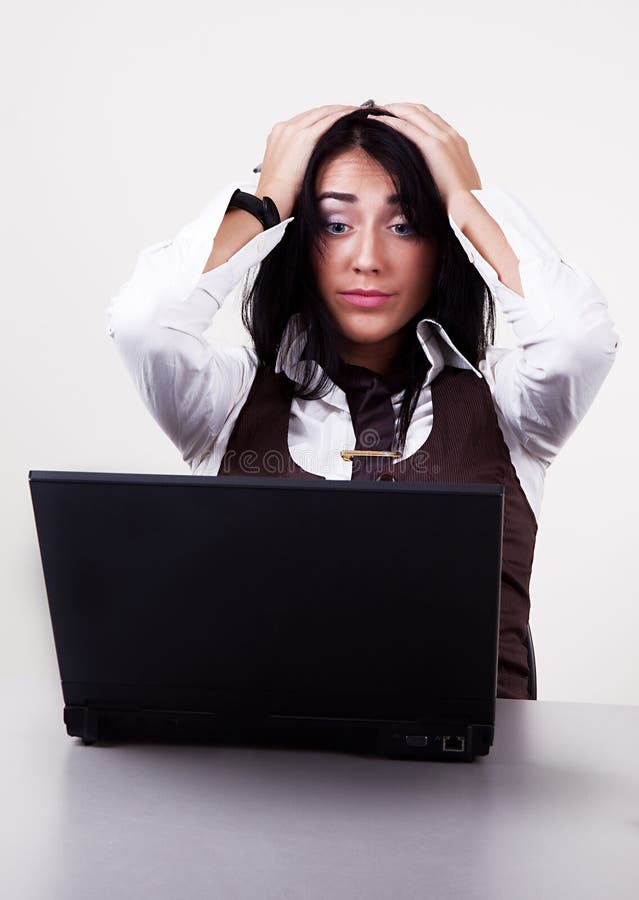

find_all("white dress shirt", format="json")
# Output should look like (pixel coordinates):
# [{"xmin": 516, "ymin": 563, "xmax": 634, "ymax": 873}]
[{"xmin": 106, "ymin": 176, "xmax": 620, "ymax": 525}]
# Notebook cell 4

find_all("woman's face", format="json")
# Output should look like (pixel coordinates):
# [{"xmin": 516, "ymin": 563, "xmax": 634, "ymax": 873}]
[{"xmin": 310, "ymin": 148, "xmax": 439, "ymax": 373}]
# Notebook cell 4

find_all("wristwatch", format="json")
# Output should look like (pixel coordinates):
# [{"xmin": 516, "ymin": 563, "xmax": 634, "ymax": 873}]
[{"xmin": 225, "ymin": 188, "xmax": 281, "ymax": 229}]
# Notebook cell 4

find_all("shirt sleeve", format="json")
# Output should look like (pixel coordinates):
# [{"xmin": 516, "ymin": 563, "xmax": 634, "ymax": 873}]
[
  {"xmin": 448, "ymin": 188, "xmax": 621, "ymax": 467},
  {"xmin": 106, "ymin": 175, "xmax": 295, "ymax": 464}
]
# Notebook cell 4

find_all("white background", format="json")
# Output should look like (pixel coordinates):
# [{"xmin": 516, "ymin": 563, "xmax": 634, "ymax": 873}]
[{"xmin": 3, "ymin": 0, "xmax": 636, "ymax": 704}]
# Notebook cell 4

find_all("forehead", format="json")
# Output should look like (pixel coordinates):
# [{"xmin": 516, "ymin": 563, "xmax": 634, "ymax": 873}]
[{"xmin": 315, "ymin": 150, "xmax": 398, "ymax": 202}]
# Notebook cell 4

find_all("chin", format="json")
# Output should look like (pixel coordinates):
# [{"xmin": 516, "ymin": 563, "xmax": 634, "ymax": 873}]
[{"xmin": 338, "ymin": 326, "xmax": 399, "ymax": 346}]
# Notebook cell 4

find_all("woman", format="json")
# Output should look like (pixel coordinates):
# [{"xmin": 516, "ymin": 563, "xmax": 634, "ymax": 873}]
[{"xmin": 107, "ymin": 101, "xmax": 619, "ymax": 700}]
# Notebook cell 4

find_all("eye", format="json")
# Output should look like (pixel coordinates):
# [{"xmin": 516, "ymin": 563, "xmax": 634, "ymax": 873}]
[
  {"xmin": 324, "ymin": 221, "xmax": 348, "ymax": 235},
  {"xmin": 391, "ymin": 223, "xmax": 415, "ymax": 236}
]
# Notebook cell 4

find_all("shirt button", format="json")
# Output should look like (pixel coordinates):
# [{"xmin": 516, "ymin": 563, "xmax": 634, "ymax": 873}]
[{"xmin": 376, "ymin": 472, "xmax": 396, "ymax": 482}]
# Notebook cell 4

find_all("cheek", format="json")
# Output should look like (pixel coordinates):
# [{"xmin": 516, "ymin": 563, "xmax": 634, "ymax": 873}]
[
  {"xmin": 311, "ymin": 249, "xmax": 340, "ymax": 292},
  {"xmin": 403, "ymin": 249, "xmax": 438, "ymax": 291}
]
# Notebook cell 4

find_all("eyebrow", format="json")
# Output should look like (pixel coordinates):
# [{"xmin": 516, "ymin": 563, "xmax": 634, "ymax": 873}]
[{"xmin": 317, "ymin": 191, "xmax": 401, "ymax": 205}]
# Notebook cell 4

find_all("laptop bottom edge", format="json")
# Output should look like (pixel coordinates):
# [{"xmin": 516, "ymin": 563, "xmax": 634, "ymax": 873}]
[{"xmin": 64, "ymin": 704, "xmax": 494, "ymax": 761}]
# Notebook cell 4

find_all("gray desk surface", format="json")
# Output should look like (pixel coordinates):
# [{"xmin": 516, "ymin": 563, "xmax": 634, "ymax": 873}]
[{"xmin": 2, "ymin": 679, "xmax": 638, "ymax": 900}]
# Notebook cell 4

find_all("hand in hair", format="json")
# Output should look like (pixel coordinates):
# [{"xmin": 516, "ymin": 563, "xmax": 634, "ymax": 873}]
[
  {"xmin": 365, "ymin": 102, "xmax": 482, "ymax": 211},
  {"xmin": 255, "ymin": 104, "xmax": 359, "ymax": 220}
]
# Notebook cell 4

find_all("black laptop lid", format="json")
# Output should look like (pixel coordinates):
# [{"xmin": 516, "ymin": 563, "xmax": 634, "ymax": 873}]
[{"xmin": 29, "ymin": 471, "xmax": 504, "ymax": 724}]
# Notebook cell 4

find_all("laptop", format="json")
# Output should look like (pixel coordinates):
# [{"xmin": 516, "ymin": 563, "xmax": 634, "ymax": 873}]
[{"xmin": 28, "ymin": 470, "xmax": 504, "ymax": 761}]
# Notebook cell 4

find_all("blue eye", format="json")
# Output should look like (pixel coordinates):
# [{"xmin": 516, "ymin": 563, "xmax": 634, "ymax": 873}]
[{"xmin": 391, "ymin": 223, "xmax": 415, "ymax": 236}]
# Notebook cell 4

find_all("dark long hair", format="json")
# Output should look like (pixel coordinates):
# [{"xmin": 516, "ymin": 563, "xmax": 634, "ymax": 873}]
[{"xmin": 239, "ymin": 104, "xmax": 495, "ymax": 456}]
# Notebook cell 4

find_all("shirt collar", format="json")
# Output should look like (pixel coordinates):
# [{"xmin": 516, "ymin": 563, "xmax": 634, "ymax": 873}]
[{"xmin": 274, "ymin": 312, "xmax": 482, "ymax": 412}]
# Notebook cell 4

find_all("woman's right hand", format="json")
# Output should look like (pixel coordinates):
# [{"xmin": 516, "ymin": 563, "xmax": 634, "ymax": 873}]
[{"xmin": 255, "ymin": 104, "xmax": 360, "ymax": 220}]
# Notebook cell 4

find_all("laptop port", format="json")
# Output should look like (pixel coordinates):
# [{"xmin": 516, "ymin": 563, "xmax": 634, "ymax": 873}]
[
  {"xmin": 443, "ymin": 735, "xmax": 465, "ymax": 752},
  {"xmin": 405, "ymin": 734, "xmax": 428, "ymax": 748}
]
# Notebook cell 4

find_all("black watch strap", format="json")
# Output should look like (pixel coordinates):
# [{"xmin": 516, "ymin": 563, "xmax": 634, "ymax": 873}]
[
  {"xmin": 260, "ymin": 194, "xmax": 281, "ymax": 228},
  {"xmin": 225, "ymin": 188, "xmax": 281, "ymax": 229}
]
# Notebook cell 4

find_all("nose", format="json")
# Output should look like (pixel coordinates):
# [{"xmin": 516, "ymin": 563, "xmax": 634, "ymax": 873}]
[{"xmin": 350, "ymin": 226, "xmax": 387, "ymax": 273}]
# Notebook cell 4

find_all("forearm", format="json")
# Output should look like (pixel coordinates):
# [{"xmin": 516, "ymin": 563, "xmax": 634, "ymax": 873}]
[
  {"xmin": 202, "ymin": 207, "xmax": 264, "ymax": 273},
  {"xmin": 201, "ymin": 184, "xmax": 295, "ymax": 274},
  {"xmin": 447, "ymin": 189, "xmax": 524, "ymax": 298}
]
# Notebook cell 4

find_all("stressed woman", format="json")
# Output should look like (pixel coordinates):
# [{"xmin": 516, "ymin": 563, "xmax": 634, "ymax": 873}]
[{"xmin": 106, "ymin": 102, "xmax": 619, "ymax": 699}]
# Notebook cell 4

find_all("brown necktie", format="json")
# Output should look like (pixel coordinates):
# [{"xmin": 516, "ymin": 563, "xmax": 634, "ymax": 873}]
[
  {"xmin": 331, "ymin": 357, "xmax": 411, "ymax": 481},
  {"xmin": 298, "ymin": 340, "xmax": 419, "ymax": 480}
]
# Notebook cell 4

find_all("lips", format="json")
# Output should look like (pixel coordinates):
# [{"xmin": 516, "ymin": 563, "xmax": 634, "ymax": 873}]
[
  {"xmin": 341, "ymin": 289, "xmax": 391, "ymax": 296},
  {"xmin": 339, "ymin": 290, "xmax": 393, "ymax": 308}
]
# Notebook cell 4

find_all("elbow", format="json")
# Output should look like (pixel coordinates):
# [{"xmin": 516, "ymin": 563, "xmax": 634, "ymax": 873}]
[
  {"xmin": 541, "ymin": 316, "xmax": 620, "ymax": 384},
  {"xmin": 105, "ymin": 280, "xmax": 166, "ymax": 349},
  {"xmin": 107, "ymin": 311, "xmax": 157, "ymax": 356},
  {"xmin": 106, "ymin": 304, "xmax": 172, "ymax": 374}
]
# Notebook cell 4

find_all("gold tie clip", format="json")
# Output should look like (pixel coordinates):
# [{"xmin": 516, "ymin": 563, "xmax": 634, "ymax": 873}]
[{"xmin": 340, "ymin": 450, "xmax": 402, "ymax": 462}]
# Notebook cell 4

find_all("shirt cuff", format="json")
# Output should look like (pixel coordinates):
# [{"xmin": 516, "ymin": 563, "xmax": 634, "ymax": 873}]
[{"xmin": 194, "ymin": 214, "xmax": 295, "ymax": 303}]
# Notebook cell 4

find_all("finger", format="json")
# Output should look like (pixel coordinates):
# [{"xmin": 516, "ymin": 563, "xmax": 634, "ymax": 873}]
[
  {"xmin": 368, "ymin": 112, "xmax": 448, "ymax": 144},
  {"xmin": 370, "ymin": 105, "xmax": 449, "ymax": 140},
  {"xmin": 387, "ymin": 103, "xmax": 454, "ymax": 136},
  {"xmin": 301, "ymin": 106, "xmax": 362, "ymax": 133},
  {"xmin": 286, "ymin": 104, "xmax": 359, "ymax": 126},
  {"xmin": 381, "ymin": 101, "xmax": 439, "ymax": 117},
  {"xmin": 378, "ymin": 102, "xmax": 457, "ymax": 137}
]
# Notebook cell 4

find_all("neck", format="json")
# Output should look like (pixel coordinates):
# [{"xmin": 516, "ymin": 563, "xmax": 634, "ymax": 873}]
[{"xmin": 337, "ymin": 331, "xmax": 410, "ymax": 377}]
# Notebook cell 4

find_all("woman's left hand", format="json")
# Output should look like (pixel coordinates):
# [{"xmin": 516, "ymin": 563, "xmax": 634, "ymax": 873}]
[{"xmin": 367, "ymin": 102, "xmax": 482, "ymax": 210}]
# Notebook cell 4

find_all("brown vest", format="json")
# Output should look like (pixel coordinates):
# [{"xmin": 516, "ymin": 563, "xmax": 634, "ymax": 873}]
[{"xmin": 219, "ymin": 364, "xmax": 538, "ymax": 700}]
